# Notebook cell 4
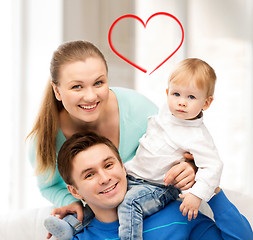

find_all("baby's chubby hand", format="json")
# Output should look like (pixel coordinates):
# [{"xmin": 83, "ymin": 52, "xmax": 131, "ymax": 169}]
[{"xmin": 179, "ymin": 193, "xmax": 202, "ymax": 221}]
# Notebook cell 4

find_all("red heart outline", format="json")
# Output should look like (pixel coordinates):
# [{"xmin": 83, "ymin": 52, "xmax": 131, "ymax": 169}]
[{"xmin": 108, "ymin": 12, "xmax": 184, "ymax": 75}]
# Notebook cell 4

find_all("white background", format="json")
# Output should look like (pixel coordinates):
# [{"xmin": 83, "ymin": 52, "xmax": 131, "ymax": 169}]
[{"xmin": 0, "ymin": 0, "xmax": 252, "ymax": 213}]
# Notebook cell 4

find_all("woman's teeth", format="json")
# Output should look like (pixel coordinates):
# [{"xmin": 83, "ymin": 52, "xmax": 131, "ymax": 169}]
[{"xmin": 80, "ymin": 103, "xmax": 97, "ymax": 110}]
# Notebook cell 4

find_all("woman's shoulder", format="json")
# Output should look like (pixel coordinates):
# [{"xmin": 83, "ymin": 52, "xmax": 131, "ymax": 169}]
[
  {"xmin": 111, "ymin": 87, "xmax": 153, "ymax": 103},
  {"xmin": 111, "ymin": 87, "xmax": 158, "ymax": 114}
]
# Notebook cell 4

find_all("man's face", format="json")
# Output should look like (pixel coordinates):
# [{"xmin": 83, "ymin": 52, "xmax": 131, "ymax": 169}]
[{"xmin": 68, "ymin": 144, "xmax": 127, "ymax": 222}]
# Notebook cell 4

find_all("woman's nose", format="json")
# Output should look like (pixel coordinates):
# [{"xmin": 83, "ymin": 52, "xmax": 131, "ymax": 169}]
[{"xmin": 83, "ymin": 88, "xmax": 96, "ymax": 102}]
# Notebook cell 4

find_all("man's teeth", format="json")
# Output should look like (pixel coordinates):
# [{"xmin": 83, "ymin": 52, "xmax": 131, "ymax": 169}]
[
  {"xmin": 80, "ymin": 103, "xmax": 97, "ymax": 109},
  {"xmin": 101, "ymin": 184, "xmax": 116, "ymax": 193}
]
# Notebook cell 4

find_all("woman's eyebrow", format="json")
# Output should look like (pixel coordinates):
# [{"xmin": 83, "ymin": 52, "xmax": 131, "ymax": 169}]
[
  {"xmin": 93, "ymin": 74, "xmax": 106, "ymax": 81},
  {"xmin": 69, "ymin": 74, "xmax": 106, "ymax": 85}
]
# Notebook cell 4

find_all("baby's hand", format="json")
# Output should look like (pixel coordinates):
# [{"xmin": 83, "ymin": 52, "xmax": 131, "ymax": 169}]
[{"xmin": 179, "ymin": 193, "xmax": 201, "ymax": 221}]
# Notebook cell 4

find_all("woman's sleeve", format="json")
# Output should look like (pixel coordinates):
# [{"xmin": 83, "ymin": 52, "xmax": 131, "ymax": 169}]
[
  {"xmin": 115, "ymin": 87, "xmax": 158, "ymax": 163},
  {"xmin": 28, "ymin": 139, "xmax": 78, "ymax": 207},
  {"xmin": 194, "ymin": 190, "xmax": 253, "ymax": 240}
]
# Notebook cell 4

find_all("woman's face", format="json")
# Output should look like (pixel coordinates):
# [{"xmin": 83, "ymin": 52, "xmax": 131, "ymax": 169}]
[{"xmin": 52, "ymin": 57, "xmax": 109, "ymax": 125}]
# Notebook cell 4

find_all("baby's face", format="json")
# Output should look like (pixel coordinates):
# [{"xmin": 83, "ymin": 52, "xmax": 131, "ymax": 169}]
[{"xmin": 166, "ymin": 82, "xmax": 212, "ymax": 120}]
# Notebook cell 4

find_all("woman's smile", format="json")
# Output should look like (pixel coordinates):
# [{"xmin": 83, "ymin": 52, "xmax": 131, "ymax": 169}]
[{"xmin": 79, "ymin": 102, "xmax": 100, "ymax": 112}]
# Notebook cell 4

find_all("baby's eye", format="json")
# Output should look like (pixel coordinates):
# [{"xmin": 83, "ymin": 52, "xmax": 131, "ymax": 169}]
[
  {"xmin": 188, "ymin": 95, "xmax": 196, "ymax": 100},
  {"xmin": 173, "ymin": 92, "xmax": 180, "ymax": 97}
]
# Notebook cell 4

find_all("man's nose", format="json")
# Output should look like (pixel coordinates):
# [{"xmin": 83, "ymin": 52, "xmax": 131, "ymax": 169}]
[{"xmin": 98, "ymin": 170, "xmax": 111, "ymax": 185}]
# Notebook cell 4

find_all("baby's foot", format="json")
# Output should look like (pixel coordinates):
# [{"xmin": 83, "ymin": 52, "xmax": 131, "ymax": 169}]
[{"xmin": 44, "ymin": 215, "xmax": 74, "ymax": 240}]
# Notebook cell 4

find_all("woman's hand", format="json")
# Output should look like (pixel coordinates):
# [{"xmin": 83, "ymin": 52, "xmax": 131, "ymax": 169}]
[
  {"xmin": 51, "ymin": 201, "xmax": 84, "ymax": 221},
  {"xmin": 163, "ymin": 153, "xmax": 197, "ymax": 191}
]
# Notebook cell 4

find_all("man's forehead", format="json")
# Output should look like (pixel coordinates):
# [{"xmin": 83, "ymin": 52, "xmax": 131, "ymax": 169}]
[{"xmin": 73, "ymin": 144, "xmax": 116, "ymax": 166}]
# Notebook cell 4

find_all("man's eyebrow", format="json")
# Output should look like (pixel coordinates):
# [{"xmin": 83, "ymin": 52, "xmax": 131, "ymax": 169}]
[{"xmin": 79, "ymin": 156, "xmax": 115, "ymax": 178}]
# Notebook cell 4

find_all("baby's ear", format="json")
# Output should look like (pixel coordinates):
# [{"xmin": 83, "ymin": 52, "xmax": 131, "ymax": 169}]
[
  {"xmin": 203, "ymin": 96, "xmax": 213, "ymax": 111},
  {"xmin": 67, "ymin": 185, "xmax": 83, "ymax": 200},
  {"xmin": 166, "ymin": 88, "xmax": 169, "ymax": 96}
]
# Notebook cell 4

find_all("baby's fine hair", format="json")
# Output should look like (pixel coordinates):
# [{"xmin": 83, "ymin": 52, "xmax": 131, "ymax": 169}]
[{"xmin": 169, "ymin": 58, "xmax": 216, "ymax": 97}]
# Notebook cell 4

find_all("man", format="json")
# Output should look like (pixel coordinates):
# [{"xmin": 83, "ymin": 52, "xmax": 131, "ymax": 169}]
[{"xmin": 46, "ymin": 132, "xmax": 252, "ymax": 240}]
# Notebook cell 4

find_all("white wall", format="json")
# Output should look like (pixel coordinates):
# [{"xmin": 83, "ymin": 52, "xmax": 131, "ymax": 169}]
[
  {"xmin": 134, "ymin": 0, "xmax": 253, "ymax": 196},
  {"xmin": 1, "ymin": 0, "xmax": 253, "ymax": 212}
]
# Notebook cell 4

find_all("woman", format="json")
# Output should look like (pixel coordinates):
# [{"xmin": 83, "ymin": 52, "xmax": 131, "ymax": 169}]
[{"xmin": 28, "ymin": 40, "xmax": 196, "ymax": 232}]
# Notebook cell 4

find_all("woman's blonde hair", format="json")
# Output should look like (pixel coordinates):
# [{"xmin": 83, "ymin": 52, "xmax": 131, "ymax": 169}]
[
  {"xmin": 27, "ymin": 40, "xmax": 108, "ymax": 178},
  {"xmin": 169, "ymin": 58, "xmax": 216, "ymax": 97}
]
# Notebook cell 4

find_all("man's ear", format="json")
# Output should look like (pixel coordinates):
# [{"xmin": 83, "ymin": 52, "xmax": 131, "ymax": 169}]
[
  {"xmin": 67, "ymin": 185, "xmax": 83, "ymax": 200},
  {"xmin": 203, "ymin": 96, "xmax": 213, "ymax": 111},
  {"xmin": 51, "ymin": 82, "xmax": 62, "ymax": 101}
]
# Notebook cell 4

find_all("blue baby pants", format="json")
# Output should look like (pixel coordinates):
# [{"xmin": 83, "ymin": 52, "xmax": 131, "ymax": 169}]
[
  {"xmin": 118, "ymin": 175, "xmax": 180, "ymax": 240},
  {"xmin": 63, "ymin": 204, "xmax": 94, "ymax": 234}
]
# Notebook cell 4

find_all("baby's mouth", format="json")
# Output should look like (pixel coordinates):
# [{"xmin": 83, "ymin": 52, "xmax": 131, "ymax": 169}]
[{"xmin": 176, "ymin": 109, "xmax": 186, "ymax": 113}]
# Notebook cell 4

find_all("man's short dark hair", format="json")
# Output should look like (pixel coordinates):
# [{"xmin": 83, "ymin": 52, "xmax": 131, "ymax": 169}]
[{"xmin": 57, "ymin": 131, "xmax": 122, "ymax": 187}]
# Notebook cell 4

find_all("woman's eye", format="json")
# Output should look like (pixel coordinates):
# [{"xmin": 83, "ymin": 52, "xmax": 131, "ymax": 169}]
[
  {"xmin": 188, "ymin": 95, "xmax": 196, "ymax": 100},
  {"xmin": 72, "ymin": 85, "xmax": 81, "ymax": 90},
  {"xmin": 94, "ymin": 80, "xmax": 103, "ymax": 86}
]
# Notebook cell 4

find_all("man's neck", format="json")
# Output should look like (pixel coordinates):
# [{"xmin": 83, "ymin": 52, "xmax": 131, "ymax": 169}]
[{"xmin": 94, "ymin": 209, "xmax": 118, "ymax": 223}]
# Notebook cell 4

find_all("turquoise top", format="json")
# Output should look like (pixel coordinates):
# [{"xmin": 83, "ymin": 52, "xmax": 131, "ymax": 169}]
[{"xmin": 29, "ymin": 87, "xmax": 158, "ymax": 207}]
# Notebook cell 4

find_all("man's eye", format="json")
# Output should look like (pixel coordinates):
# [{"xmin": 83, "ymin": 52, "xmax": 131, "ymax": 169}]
[
  {"xmin": 85, "ymin": 173, "xmax": 94, "ymax": 179},
  {"xmin": 105, "ymin": 163, "xmax": 113, "ymax": 169},
  {"xmin": 188, "ymin": 95, "xmax": 196, "ymax": 99}
]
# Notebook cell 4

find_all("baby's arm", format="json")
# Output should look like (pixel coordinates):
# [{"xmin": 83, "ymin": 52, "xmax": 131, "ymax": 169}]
[{"xmin": 179, "ymin": 192, "xmax": 202, "ymax": 221}]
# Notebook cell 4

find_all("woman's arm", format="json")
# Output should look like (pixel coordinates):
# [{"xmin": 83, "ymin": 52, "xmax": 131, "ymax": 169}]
[
  {"xmin": 192, "ymin": 188, "xmax": 253, "ymax": 240},
  {"xmin": 36, "ymin": 173, "xmax": 78, "ymax": 207},
  {"xmin": 29, "ymin": 140, "xmax": 77, "ymax": 207}
]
